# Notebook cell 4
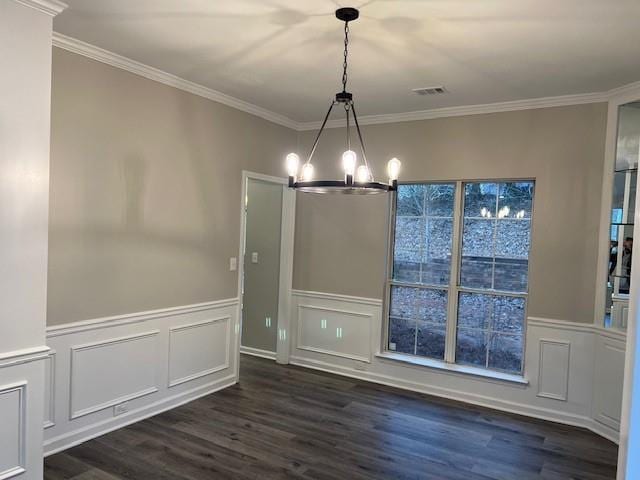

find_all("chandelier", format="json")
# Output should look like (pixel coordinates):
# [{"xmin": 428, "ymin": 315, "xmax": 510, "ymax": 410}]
[{"xmin": 285, "ymin": 7, "xmax": 401, "ymax": 194}]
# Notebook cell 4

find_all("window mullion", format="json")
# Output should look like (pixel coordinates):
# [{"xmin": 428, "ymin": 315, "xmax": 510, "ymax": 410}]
[{"xmin": 444, "ymin": 181, "xmax": 463, "ymax": 363}]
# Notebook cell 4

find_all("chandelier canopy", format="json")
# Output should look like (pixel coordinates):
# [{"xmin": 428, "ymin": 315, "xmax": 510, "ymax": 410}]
[{"xmin": 285, "ymin": 7, "xmax": 401, "ymax": 194}]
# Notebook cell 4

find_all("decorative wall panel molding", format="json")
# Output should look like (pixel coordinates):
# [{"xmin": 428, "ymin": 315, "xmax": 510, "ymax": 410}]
[
  {"xmin": 70, "ymin": 331, "xmax": 160, "ymax": 419},
  {"xmin": 43, "ymin": 352, "xmax": 55, "ymax": 428},
  {"xmin": 45, "ymin": 299, "xmax": 239, "ymax": 455},
  {"xmin": 593, "ymin": 335, "xmax": 626, "ymax": 431},
  {"xmin": 168, "ymin": 317, "xmax": 230, "ymax": 387},
  {"xmin": 537, "ymin": 340, "xmax": 570, "ymax": 401},
  {"xmin": 0, "ymin": 381, "xmax": 26, "ymax": 480},
  {"xmin": 297, "ymin": 304, "xmax": 373, "ymax": 363}
]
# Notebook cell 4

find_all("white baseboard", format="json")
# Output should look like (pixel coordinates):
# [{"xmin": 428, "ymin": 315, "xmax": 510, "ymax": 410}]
[
  {"xmin": 290, "ymin": 290, "xmax": 625, "ymax": 444},
  {"xmin": 44, "ymin": 375, "xmax": 236, "ymax": 456},
  {"xmin": 240, "ymin": 346, "xmax": 277, "ymax": 360},
  {"xmin": 289, "ymin": 355, "xmax": 597, "ymax": 433}
]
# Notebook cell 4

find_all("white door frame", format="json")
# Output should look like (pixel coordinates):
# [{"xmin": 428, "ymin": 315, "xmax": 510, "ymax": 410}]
[
  {"xmin": 608, "ymin": 85, "xmax": 640, "ymax": 480},
  {"xmin": 236, "ymin": 170, "xmax": 296, "ymax": 370}
]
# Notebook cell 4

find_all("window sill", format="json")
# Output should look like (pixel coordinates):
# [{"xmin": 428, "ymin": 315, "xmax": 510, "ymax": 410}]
[{"xmin": 375, "ymin": 352, "xmax": 529, "ymax": 386}]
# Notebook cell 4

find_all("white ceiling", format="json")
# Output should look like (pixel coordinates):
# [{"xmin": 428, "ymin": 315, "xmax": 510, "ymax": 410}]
[{"xmin": 54, "ymin": 0, "xmax": 640, "ymax": 123}]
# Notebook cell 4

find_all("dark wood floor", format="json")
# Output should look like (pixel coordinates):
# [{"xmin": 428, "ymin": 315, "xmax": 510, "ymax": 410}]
[{"xmin": 45, "ymin": 354, "xmax": 618, "ymax": 480}]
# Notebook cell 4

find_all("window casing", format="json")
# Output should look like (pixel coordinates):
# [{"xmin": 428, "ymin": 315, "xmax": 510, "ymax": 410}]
[{"xmin": 385, "ymin": 180, "xmax": 535, "ymax": 375}]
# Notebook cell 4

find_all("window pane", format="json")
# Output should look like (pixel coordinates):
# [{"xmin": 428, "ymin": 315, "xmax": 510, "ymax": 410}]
[
  {"xmin": 417, "ymin": 321, "xmax": 446, "ymax": 359},
  {"xmin": 393, "ymin": 183, "xmax": 455, "ymax": 287},
  {"xmin": 425, "ymin": 184, "xmax": 455, "ymax": 217},
  {"xmin": 396, "ymin": 184, "xmax": 425, "ymax": 216},
  {"xmin": 461, "ymin": 181, "xmax": 534, "ymax": 293},
  {"xmin": 457, "ymin": 291, "xmax": 490, "ymax": 330},
  {"xmin": 488, "ymin": 333, "xmax": 523, "ymax": 373},
  {"xmin": 456, "ymin": 292, "xmax": 525, "ymax": 372},
  {"xmin": 491, "ymin": 296, "xmax": 526, "ymax": 334},
  {"xmin": 388, "ymin": 286, "xmax": 447, "ymax": 359},
  {"xmin": 498, "ymin": 182, "xmax": 534, "ymax": 219},
  {"xmin": 389, "ymin": 317, "xmax": 415, "ymax": 354},
  {"xmin": 456, "ymin": 329, "xmax": 487, "ymax": 367},
  {"xmin": 464, "ymin": 182, "xmax": 497, "ymax": 218},
  {"xmin": 493, "ymin": 259, "xmax": 528, "ymax": 293},
  {"xmin": 423, "ymin": 218, "xmax": 453, "ymax": 285},
  {"xmin": 495, "ymin": 219, "xmax": 531, "ymax": 259}
]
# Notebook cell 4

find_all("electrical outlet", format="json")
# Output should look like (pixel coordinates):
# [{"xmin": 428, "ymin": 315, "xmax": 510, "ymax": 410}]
[
  {"xmin": 251, "ymin": 252, "xmax": 259, "ymax": 263},
  {"xmin": 265, "ymin": 317, "xmax": 272, "ymax": 328},
  {"xmin": 114, "ymin": 402, "xmax": 129, "ymax": 416},
  {"xmin": 229, "ymin": 257, "xmax": 237, "ymax": 271}
]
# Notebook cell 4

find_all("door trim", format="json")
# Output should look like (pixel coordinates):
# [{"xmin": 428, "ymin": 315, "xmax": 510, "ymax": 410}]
[{"xmin": 237, "ymin": 171, "xmax": 296, "ymax": 370}]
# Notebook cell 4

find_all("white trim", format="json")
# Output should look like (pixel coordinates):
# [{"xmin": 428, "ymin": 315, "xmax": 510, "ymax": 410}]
[
  {"xmin": 0, "ymin": 381, "xmax": 27, "ymax": 480},
  {"xmin": 296, "ymin": 92, "xmax": 610, "ymax": 130},
  {"xmin": 240, "ymin": 346, "xmax": 277, "ymax": 360},
  {"xmin": 291, "ymin": 289, "xmax": 383, "ymax": 307},
  {"xmin": 69, "ymin": 331, "xmax": 160, "ymax": 419},
  {"xmin": 14, "ymin": 0, "xmax": 66, "ymax": 16},
  {"xmin": 44, "ymin": 375, "xmax": 236, "ymax": 457},
  {"xmin": 238, "ymin": 171, "xmax": 296, "ymax": 369},
  {"xmin": 52, "ymin": 33, "xmax": 298, "ymax": 130},
  {"xmin": 376, "ymin": 352, "xmax": 528, "ymax": 385},
  {"xmin": 51, "ymin": 33, "xmax": 640, "ymax": 132},
  {"xmin": 528, "ymin": 316, "xmax": 627, "ymax": 341},
  {"xmin": 43, "ymin": 351, "xmax": 56, "ymax": 429},
  {"xmin": 46, "ymin": 298, "xmax": 238, "ymax": 337},
  {"xmin": 0, "ymin": 345, "xmax": 50, "ymax": 367},
  {"xmin": 296, "ymin": 304, "xmax": 373, "ymax": 363},
  {"xmin": 537, "ymin": 339, "xmax": 571, "ymax": 401},
  {"xmin": 167, "ymin": 317, "xmax": 231, "ymax": 388}
]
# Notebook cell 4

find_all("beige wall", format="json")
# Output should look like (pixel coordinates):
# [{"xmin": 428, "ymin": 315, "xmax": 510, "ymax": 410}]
[
  {"xmin": 49, "ymin": 49, "xmax": 608, "ymax": 326},
  {"xmin": 294, "ymin": 104, "xmax": 608, "ymax": 323},
  {"xmin": 48, "ymin": 48, "xmax": 296, "ymax": 325}
]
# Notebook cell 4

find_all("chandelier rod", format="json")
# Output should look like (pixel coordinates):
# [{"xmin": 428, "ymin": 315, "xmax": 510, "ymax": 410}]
[
  {"xmin": 306, "ymin": 100, "xmax": 336, "ymax": 164},
  {"xmin": 350, "ymin": 101, "xmax": 370, "ymax": 173}
]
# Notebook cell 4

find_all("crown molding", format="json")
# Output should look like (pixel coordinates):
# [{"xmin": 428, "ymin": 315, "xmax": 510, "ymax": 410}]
[
  {"xmin": 14, "ymin": 0, "xmax": 67, "ymax": 16},
  {"xmin": 52, "ymin": 32, "xmax": 299, "ymax": 130},
  {"xmin": 52, "ymin": 32, "xmax": 640, "ymax": 132},
  {"xmin": 296, "ymin": 91, "xmax": 610, "ymax": 131}
]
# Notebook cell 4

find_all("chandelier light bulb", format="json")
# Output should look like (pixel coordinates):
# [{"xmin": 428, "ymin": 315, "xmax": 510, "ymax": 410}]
[
  {"xmin": 301, "ymin": 163, "xmax": 314, "ymax": 181},
  {"xmin": 286, "ymin": 153, "xmax": 300, "ymax": 177},
  {"xmin": 342, "ymin": 150, "xmax": 357, "ymax": 175},
  {"xmin": 356, "ymin": 165, "xmax": 371, "ymax": 183},
  {"xmin": 387, "ymin": 157, "xmax": 401, "ymax": 181}
]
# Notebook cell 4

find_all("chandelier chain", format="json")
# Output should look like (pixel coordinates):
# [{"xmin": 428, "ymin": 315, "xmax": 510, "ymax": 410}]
[{"xmin": 342, "ymin": 21, "xmax": 349, "ymax": 92}]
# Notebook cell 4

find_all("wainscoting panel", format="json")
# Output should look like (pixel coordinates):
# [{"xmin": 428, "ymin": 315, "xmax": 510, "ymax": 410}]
[
  {"xmin": 290, "ymin": 290, "xmax": 626, "ymax": 444},
  {"xmin": 44, "ymin": 299, "xmax": 239, "ymax": 456},
  {"xmin": 168, "ymin": 317, "xmax": 230, "ymax": 387},
  {"xmin": 0, "ymin": 382, "xmax": 26, "ymax": 480},
  {"xmin": 593, "ymin": 334, "xmax": 626, "ymax": 431},
  {"xmin": 43, "ymin": 353, "xmax": 55, "ymax": 429},
  {"xmin": 537, "ymin": 340, "xmax": 570, "ymax": 401},
  {"xmin": 297, "ymin": 304, "xmax": 372, "ymax": 362},
  {"xmin": 70, "ymin": 331, "xmax": 160, "ymax": 419}
]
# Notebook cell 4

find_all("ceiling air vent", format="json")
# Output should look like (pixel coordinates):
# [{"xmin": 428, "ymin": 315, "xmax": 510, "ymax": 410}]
[{"xmin": 412, "ymin": 86, "xmax": 448, "ymax": 96}]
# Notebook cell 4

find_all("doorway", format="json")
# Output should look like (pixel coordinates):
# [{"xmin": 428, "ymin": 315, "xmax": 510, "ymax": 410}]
[{"xmin": 237, "ymin": 171, "xmax": 295, "ymax": 366}]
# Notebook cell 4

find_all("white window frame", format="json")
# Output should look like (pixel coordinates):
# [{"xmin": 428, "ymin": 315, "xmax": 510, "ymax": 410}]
[{"xmin": 382, "ymin": 178, "xmax": 535, "ymax": 377}]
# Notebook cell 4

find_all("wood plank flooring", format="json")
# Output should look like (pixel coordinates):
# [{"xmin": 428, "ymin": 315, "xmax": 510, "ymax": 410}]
[{"xmin": 45, "ymin": 354, "xmax": 618, "ymax": 479}]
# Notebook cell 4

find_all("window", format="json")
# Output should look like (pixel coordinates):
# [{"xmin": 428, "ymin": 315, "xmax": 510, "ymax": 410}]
[{"xmin": 387, "ymin": 180, "xmax": 534, "ymax": 375}]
